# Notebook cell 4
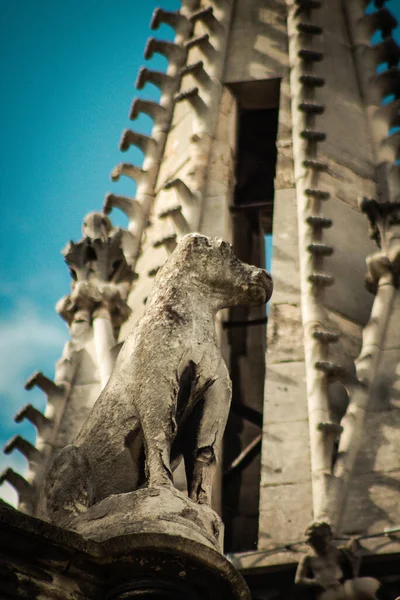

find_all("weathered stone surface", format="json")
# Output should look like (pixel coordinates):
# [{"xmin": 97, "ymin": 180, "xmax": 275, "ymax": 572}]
[
  {"xmin": 267, "ymin": 303, "xmax": 304, "ymax": 363},
  {"xmin": 342, "ymin": 469, "xmax": 400, "ymax": 545},
  {"xmin": 200, "ymin": 194, "xmax": 232, "ymax": 239},
  {"xmin": 264, "ymin": 361, "xmax": 308, "ymax": 424},
  {"xmin": 275, "ymin": 139, "xmax": 295, "ymax": 190},
  {"xmin": 270, "ymin": 189, "xmax": 301, "ymax": 305},
  {"xmin": 318, "ymin": 166, "xmax": 376, "ymax": 212},
  {"xmin": 0, "ymin": 502, "xmax": 251, "ymax": 600},
  {"xmin": 323, "ymin": 200, "xmax": 375, "ymax": 325},
  {"xmin": 313, "ymin": 2, "xmax": 375, "ymax": 179},
  {"xmin": 261, "ymin": 420, "xmax": 311, "ymax": 487},
  {"xmin": 259, "ymin": 182, "xmax": 309, "ymax": 550},
  {"xmin": 327, "ymin": 310, "xmax": 363, "ymax": 366},
  {"xmin": 45, "ymin": 235, "xmax": 272, "ymax": 534},
  {"xmin": 224, "ymin": 0, "xmax": 288, "ymax": 83},
  {"xmin": 73, "ymin": 486, "xmax": 224, "ymax": 551},
  {"xmin": 354, "ymin": 410, "xmax": 400, "ymax": 475},
  {"xmin": 259, "ymin": 482, "xmax": 313, "ymax": 548}
]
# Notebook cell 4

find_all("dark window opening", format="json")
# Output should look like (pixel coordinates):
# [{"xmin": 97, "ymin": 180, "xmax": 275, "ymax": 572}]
[
  {"xmin": 235, "ymin": 108, "xmax": 278, "ymax": 209},
  {"xmin": 222, "ymin": 92, "xmax": 279, "ymax": 554}
]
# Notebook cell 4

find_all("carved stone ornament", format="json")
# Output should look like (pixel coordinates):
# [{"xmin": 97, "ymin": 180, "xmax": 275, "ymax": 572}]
[
  {"xmin": 57, "ymin": 212, "xmax": 137, "ymax": 330},
  {"xmin": 360, "ymin": 199, "xmax": 400, "ymax": 293},
  {"xmin": 44, "ymin": 234, "xmax": 273, "ymax": 551},
  {"xmin": 295, "ymin": 522, "xmax": 380, "ymax": 600}
]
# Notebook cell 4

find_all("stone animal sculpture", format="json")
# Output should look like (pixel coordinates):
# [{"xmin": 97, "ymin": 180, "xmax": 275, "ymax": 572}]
[
  {"xmin": 295, "ymin": 522, "xmax": 380, "ymax": 600},
  {"xmin": 45, "ymin": 234, "xmax": 273, "ymax": 526}
]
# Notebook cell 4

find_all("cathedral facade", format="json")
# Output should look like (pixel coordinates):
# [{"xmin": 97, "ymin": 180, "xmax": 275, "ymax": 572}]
[{"xmin": 1, "ymin": 1, "xmax": 400, "ymax": 598}]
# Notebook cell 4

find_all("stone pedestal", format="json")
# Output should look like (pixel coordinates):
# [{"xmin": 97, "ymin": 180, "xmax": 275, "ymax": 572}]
[
  {"xmin": 0, "ymin": 495, "xmax": 250, "ymax": 599},
  {"xmin": 72, "ymin": 486, "xmax": 224, "ymax": 552}
]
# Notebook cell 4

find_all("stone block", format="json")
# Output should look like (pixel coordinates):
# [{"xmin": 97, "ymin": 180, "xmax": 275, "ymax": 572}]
[
  {"xmin": 322, "ymin": 200, "xmax": 375, "ymax": 325},
  {"xmin": 206, "ymin": 141, "xmax": 235, "ymax": 196},
  {"xmin": 258, "ymin": 482, "xmax": 313, "ymax": 548},
  {"xmin": 318, "ymin": 98, "xmax": 374, "ymax": 178},
  {"xmin": 341, "ymin": 469, "xmax": 400, "ymax": 541},
  {"xmin": 224, "ymin": 11, "xmax": 288, "ymax": 83},
  {"xmin": 264, "ymin": 361, "xmax": 308, "ymax": 425},
  {"xmin": 157, "ymin": 113, "xmax": 195, "ymax": 186},
  {"xmin": 270, "ymin": 188, "xmax": 300, "ymax": 304},
  {"xmin": 354, "ymin": 409, "xmax": 400, "ymax": 476},
  {"xmin": 200, "ymin": 195, "xmax": 231, "ymax": 238},
  {"xmin": 273, "ymin": 188, "xmax": 298, "ymax": 240},
  {"xmin": 230, "ymin": 1, "xmax": 286, "ymax": 27},
  {"xmin": 267, "ymin": 303, "xmax": 304, "ymax": 363},
  {"xmin": 316, "ymin": 0, "xmax": 350, "ymax": 43},
  {"xmin": 311, "ymin": 19, "xmax": 375, "ymax": 178},
  {"xmin": 261, "ymin": 420, "xmax": 311, "ymax": 487}
]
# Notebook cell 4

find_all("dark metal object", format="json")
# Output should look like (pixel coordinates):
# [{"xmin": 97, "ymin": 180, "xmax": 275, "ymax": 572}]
[
  {"xmin": 222, "ymin": 317, "xmax": 268, "ymax": 329},
  {"xmin": 231, "ymin": 403, "xmax": 263, "ymax": 428},
  {"xmin": 229, "ymin": 201, "xmax": 273, "ymax": 212},
  {"xmin": 224, "ymin": 434, "xmax": 262, "ymax": 479}
]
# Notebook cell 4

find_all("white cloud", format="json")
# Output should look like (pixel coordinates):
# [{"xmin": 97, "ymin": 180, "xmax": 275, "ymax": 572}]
[
  {"xmin": 0, "ymin": 301, "xmax": 68, "ymax": 506},
  {"xmin": 0, "ymin": 484, "xmax": 18, "ymax": 507},
  {"xmin": 0, "ymin": 301, "xmax": 67, "ymax": 401}
]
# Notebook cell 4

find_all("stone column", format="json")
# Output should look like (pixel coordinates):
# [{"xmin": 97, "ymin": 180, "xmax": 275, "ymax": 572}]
[
  {"xmin": 92, "ymin": 305, "xmax": 116, "ymax": 388},
  {"xmin": 58, "ymin": 212, "xmax": 135, "ymax": 388}
]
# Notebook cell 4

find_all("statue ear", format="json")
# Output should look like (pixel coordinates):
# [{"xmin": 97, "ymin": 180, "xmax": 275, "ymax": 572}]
[
  {"xmin": 186, "ymin": 234, "xmax": 211, "ymax": 251},
  {"xmin": 217, "ymin": 239, "xmax": 231, "ymax": 258}
]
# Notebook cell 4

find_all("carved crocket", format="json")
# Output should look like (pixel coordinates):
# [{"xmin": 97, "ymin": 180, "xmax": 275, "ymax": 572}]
[{"xmin": 45, "ymin": 234, "xmax": 273, "ymax": 526}]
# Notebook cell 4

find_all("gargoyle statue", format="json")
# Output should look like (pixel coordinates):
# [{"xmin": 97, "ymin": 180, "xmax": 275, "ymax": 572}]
[{"xmin": 45, "ymin": 234, "xmax": 273, "ymax": 526}]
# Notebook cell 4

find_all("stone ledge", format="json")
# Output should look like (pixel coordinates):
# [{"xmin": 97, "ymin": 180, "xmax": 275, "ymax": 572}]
[{"xmin": 0, "ymin": 500, "xmax": 250, "ymax": 600}]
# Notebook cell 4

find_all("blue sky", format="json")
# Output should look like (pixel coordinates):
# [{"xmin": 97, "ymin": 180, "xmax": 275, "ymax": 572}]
[
  {"xmin": 0, "ymin": 0, "xmax": 179, "ymax": 506},
  {"xmin": 1, "ymin": 1, "xmax": 400, "ymax": 507}
]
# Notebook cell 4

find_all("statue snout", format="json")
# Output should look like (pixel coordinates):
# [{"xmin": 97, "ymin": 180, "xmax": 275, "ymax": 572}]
[
  {"xmin": 248, "ymin": 268, "xmax": 273, "ymax": 305},
  {"xmin": 259, "ymin": 270, "xmax": 273, "ymax": 303}
]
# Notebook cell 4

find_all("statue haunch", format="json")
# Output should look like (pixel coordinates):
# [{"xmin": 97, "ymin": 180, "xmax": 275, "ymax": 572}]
[{"xmin": 45, "ymin": 234, "xmax": 273, "ymax": 526}]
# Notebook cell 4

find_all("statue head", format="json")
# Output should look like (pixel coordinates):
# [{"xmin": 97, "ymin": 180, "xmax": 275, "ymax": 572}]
[
  {"xmin": 165, "ymin": 234, "xmax": 273, "ymax": 309},
  {"xmin": 305, "ymin": 521, "xmax": 333, "ymax": 554},
  {"xmin": 82, "ymin": 212, "xmax": 113, "ymax": 242}
]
